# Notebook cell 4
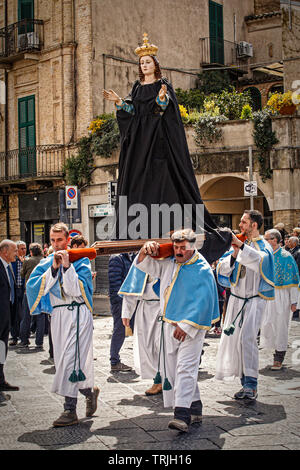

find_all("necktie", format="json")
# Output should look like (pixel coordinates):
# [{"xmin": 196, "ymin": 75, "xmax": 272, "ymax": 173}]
[{"xmin": 7, "ymin": 265, "xmax": 15, "ymax": 304}]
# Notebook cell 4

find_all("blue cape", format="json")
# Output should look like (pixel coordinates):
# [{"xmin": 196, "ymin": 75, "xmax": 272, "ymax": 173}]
[
  {"xmin": 118, "ymin": 264, "xmax": 160, "ymax": 298},
  {"xmin": 26, "ymin": 255, "xmax": 93, "ymax": 315},
  {"xmin": 163, "ymin": 252, "xmax": 220, "ymax": 329},
  {"xmin": 217, "ymin": 237, "xmax": 275, "ymax": 300},
  {"xmin": 273, "ymin": 247, "xmax": 299, "ymax": 288}
]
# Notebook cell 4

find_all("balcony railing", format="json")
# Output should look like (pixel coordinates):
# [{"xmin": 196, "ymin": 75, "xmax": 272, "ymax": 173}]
[
  {"xmin": 0, "ymin": 19, "xmax": 44, "ymax": 61},
  {"xmin": 199, "ymin": 37, "xmax": 244, "ymax": 68},
  {"xmin": 0, "ymin": 145, "xmax": 74, "ymax": 183}
]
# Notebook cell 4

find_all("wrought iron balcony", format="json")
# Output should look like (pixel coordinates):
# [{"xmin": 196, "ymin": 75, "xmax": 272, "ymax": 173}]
[
  {"xmin": 0, "ymin": 19, "xmax": 44, "ymax": 64},
  {"xmin": 0, "ymin": 145, "xmax": 72, "ymax": 184},
  {"xmin": 199, "ymin": 37, "xmax": 246, "ymax": 70}
]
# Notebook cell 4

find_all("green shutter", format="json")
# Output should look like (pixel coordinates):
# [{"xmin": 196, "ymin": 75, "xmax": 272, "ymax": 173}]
[
  {"xmin": 18, "ymin": 0, "xmax": 34, "ymax": 33},
  {"xmin": 209, "ymin": 1, "xmax": 224, "ymax": 64},
  {"xmin": 18, "ymin": 95, "xmax": 36, "ymax": 176}
]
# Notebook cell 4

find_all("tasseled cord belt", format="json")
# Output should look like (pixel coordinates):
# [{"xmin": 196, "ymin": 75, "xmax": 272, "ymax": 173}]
[
  {"xmin": 153, "ymin": 316, "xmax": 172, "ymax": 391},
  {"xmin": 223, "ymin": 293, "xmax": 259, "ymax": 336},
  {"xmin": 52, "ymin": 301, "xmax": 86, "ymax": 383}
]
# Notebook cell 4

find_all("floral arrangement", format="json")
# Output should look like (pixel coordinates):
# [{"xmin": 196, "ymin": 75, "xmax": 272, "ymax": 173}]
[
  {"xmin": 88, "ymin": 117, "xmax": 105, "ymax": 135},
  {"xmin": 266, "ymin": 91, "xmax": 299, "ymax": 114},
  {"xmin": 179, "ymin": 104, "xmax": 189, "ymax": 119},
  {"xmin": 203, "ymin": 100, "xmax": 220, "ymax": 116}
]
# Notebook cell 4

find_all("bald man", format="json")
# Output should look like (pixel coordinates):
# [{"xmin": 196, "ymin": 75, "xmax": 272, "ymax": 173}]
[{"xmin": 0, "ymin": 240, "xmax": 19, "ymax": 392}]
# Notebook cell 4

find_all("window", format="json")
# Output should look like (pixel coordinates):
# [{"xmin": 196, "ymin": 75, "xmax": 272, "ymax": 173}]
[
  {"xmin": 244, "ymin": 87, "xmax": 262, "ymax": 111},
  {"xmin": 18, "ymin": 0, "xmax": 34, "ymax": 33},
  {"xmin": 209, "ymin": 1, "xmax": 224, "ymax": 64},
  {"xmin": 18, "ymin": 95, "xmax": 36, "ymax": 176}
]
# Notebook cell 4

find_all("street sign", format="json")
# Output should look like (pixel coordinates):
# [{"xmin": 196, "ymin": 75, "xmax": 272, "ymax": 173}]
[
  {"xmin": 69, "ymin": 229, "xmax": 82, "ymax": 238},
  {"xmin": 89, "ymin": 204, "xmax": 115, "ymax": 218},
  {"xmin": 244, "ymin": 181, "xmax": 257, "ymax": 197},
  {"xmin": 65, "ymin": 185, "xmax": 78, "ymax": 209},
  {"xmin": 107, "ymin": 181, "xmax": 117, "ymax": 205}
]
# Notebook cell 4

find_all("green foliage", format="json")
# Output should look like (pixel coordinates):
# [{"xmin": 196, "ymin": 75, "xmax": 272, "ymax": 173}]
[
  {"xmin": 194, "ymin": 114, "xmax": 228, "ymax": 146},
  {"xmin": 252, "ymin": 110, "xmax": 279, "ymax": 182},
  {"xmin": 63, "ymin": 113, "xmax": 120, "ymax": 187},
  {"xmin": 211, "ymin": 88, "xmax": 252, "ymax": 120},
  {"xmin": 240, "ymin": 103, "xmax": 253, "ymax": 120},
  {"xmin": 197, "ymin": 70, "xmax": 233, "ymax": 95},
  {"xmin": 63, "ymin": 136, "xmax": 94, "ymax": 187},
  {"xmin": 175, "ymin": 88, "xmax": 205, "ymax": 111},
  {"xmin": 90, "ymin": 115, "xmax": 120, "ymax": 158}
]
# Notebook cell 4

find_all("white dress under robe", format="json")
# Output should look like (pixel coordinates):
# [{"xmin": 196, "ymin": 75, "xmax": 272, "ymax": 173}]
[
  {"xmin": 260, "ymin": 286, "xmax": 298, "ymax": 351},
  {"xmin": 135, "ymin": 254, "xmax": 206, "ymax": 409},
  {"xmin": 215, "ymin": 242, "xmax": 270, "ymax": 382},
  {"xmin": 121, "ymin": 277, "xmax": 161, "ymax": 379},
  {"xmin": 42, "ymin": 264, "xmax": 94, "ymax": 398}
]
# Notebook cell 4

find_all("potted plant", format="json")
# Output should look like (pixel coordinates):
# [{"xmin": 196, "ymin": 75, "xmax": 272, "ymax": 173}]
[{"xmin": 266, "ymin": 91, "xmax": 297, "ymax": 115}]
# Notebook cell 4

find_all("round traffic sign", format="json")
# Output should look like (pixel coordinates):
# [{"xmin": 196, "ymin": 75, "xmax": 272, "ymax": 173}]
[{"xmin": 67, "ymin": 187, "xmax": 76, "ymax": 199}]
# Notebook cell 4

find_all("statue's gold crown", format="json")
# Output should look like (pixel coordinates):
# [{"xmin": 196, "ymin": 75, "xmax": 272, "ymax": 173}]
[{"xmin": 135, "ymin": 33, "xmax": 158, "ymax": 58}]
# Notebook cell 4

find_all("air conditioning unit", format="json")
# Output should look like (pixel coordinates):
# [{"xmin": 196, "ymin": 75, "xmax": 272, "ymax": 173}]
[
  {"xmin": 237, "ymin": 41, "xmax": 253, "ymax": 58},
  {"xmin": 17, "ymin": 32, "xmax": 39, "ymax": 50}
]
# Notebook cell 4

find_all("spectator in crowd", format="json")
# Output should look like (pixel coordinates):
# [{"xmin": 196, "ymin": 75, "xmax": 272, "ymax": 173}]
[
  {"xmin": 108, "ymin": 253, "xmax": 136, "ymax": 372},
  {"xmin": 43, "ymin": 243, "xmax": 49, "ymax": 257},
  {"xmin": 292, "ymin": 227, "xmax": 300, "ymax": 239},
  {"xmin": 19, "ymin": 243, "xmax": 44, "ymax": 349},
  {"xmin": 274, "ymin": 223, "xmax": 287, "ymax": 246},
  {"xmin": 9, "ymin": 241, "xmax": 26, "ymax": 346},
  {"xmin": 70, "ymin": 235, "xmax": 88, "ymax": 249},
  {"xmin": 0, "ymin": 239, "xmax": 19, "ymax": 392},
  {"xmin": 284, "ymin": 235, "xmax": 290, "ymax": 251},
  {"xmin": 288, "ymin": 237, "xmax": 300, "ymax": 274}
]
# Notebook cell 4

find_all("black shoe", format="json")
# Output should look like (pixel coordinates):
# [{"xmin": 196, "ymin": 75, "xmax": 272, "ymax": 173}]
[
  {"xmin": 17, "ymin": 341, "xmax": 30, "ymax": 348},
  {"xmin": 9, "ymin": 339, "xmax": 18, "ymax": 346},
  {"xmin": 0, "ymin": 381, "xmax": 19, "ymax": 391}
]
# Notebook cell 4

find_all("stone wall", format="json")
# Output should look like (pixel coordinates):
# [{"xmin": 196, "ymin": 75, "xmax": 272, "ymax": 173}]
[{"xmin": 254, "ymin": 0, "xmax": 280, "ymax": 14}]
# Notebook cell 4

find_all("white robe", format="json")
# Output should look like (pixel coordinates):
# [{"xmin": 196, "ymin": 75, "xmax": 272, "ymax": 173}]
[
  {"xmin": 43, "ymin": 264, "xmax": 94, "ymax": 398},
  {"xmin": 121, "ymin": 277, "xmax": 161, "ymax": 379},
  {"xmin": 215, "ymin": 242, "xmax": 270, "ymax": 381},
  {"xmin": 260, "ymin": 286, "xmax": 298, "ymax": 351},
  {"xmin": 136, "ymin": 254, "xmax": 206, "ymax": 409}
]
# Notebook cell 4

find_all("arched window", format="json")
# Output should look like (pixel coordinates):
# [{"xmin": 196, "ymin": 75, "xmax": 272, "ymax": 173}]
[
  {"xmin": 243, "ymin": 87, "xmax": 262, "ymax": 111},
  {"xmin": 268, "ymin": 84, "xmax": 284, "ymax": 98}
]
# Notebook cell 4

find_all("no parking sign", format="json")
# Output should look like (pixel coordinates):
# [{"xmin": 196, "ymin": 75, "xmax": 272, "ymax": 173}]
[{"xmin": 65, "ymin": 185, "xmax": 78, "ymax": 209}]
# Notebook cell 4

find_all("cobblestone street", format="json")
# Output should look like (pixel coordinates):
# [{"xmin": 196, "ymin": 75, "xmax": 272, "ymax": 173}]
[{"xmin": 1, "ymin": 313, "xmax": 300, "ymax": 452}]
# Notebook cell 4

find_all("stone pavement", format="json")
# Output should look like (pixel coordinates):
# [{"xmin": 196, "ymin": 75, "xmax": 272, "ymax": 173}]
[{"xmin": 1, "ymin": 314, "xmax": 300, "ymax": 451}]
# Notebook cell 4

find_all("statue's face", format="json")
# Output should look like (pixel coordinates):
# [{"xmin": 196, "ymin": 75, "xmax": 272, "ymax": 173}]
[{"xmin": 140, "ymin": 55, "xmax": 155, "ymax": 77}]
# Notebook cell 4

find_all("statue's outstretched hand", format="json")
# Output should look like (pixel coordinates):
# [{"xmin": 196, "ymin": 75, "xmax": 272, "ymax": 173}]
[{"xmin": 102, "ymin": 89, "xmax": 121, "ymax": 104}]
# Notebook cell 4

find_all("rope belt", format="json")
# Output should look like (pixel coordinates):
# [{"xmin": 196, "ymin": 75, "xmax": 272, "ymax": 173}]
[
  {"xmin": 153, "ymin": 316, "xmax": 172, "ymax": 391},
  {"xmin": 53, "ymin": 301, "xmax": 86, "ymax": 383},
  {"xmin": 223, "ymin": 293, "xmax": 259, "ymax": 336}
]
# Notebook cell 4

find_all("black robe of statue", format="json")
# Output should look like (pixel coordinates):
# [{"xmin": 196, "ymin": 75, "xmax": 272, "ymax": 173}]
[{"xmin": 115, "ymin": 78, "xmax": 231, "ymax": 264}]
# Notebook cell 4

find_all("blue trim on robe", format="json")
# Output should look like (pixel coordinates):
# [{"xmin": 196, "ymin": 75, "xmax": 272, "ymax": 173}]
[
  {"xmin": 273, "ymin": 247, "xmax": 299, "ymax": 288},
  {"xmin": 26, "ymin": 255, "xmax": 93, "ymax": 315},
  {"xmin": 163, "ymin": 253, "xmax": 220, "ymax": 329},
  {"xmin": 118, "ymin": 264, "xmax": 160, "ymax": 298},
  {"xmin": 217, "ymin": 238, "xmax": 275, "ymax": 299}
]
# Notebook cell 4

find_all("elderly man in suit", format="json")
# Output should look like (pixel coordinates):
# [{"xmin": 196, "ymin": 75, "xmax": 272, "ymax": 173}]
[{"xmin": 0, "ymin": 239, "xmax": 19, "ymax": 392}]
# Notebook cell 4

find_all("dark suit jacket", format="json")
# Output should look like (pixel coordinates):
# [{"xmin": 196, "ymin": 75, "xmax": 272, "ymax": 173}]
[{"xmin": 0, "ymin": 259, "xmax": 16, "ymax": 353}]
